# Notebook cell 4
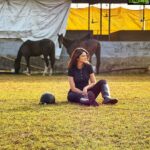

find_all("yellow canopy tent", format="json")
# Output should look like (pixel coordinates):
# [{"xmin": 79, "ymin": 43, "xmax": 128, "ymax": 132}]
[{"xmin": 66, "ymin": 7, "xmax": 150, "ymax": 35}]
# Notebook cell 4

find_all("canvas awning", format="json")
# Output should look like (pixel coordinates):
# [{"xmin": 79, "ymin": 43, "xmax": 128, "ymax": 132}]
[{"xmin": 0, "ymin": 0, "xmax": 71, "ymax": 58}]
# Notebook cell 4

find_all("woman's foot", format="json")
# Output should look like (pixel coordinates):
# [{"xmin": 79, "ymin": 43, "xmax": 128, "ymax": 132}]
[
  {"xmin": 88, "ymin": 91, "xmax": 95, "ymax": 103},
  {"xmin": 102, "ymin": 98, "xmax": 118, "ymax": 105},
  {"xmin": 80, "ymin": 96, "xmax": 90, "ymax": 106},
  {"xmin": 91, "ymin": 101, "xmax": 99, "ymax": 107},
  {"xmin": 88, "ymin": 91, "xmax": 99, "ymax": 107}
]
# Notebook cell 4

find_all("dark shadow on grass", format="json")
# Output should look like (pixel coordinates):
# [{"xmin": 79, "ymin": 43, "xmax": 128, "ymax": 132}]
[
  {"xmin": 54, "ymin": 101, "xmax": 70, "ymax": 106},
  {"xmin": 38, "ymin": 101, "xmax": 70, "ymax": 106}
]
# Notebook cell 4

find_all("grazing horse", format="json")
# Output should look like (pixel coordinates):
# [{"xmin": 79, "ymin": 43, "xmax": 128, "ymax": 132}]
[
  {"xmin": 14, "ymin": 39, "xmax": 55, "ymax": 75},
  {"xmin": 58, "ymin": 34, "xmax": 101, "ymax": 74}
]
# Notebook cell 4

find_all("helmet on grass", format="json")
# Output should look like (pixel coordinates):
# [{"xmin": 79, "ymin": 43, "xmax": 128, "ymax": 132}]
[{"xmin": 40, "ymin": 92, "xmax": 55, "ymax": 104}]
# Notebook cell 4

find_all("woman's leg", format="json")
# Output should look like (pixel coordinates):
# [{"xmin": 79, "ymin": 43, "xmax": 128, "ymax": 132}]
[
  {"xmin": 88, "ymin": 80, "xmax": 108, "ymax": 98},
  {"xmin": 67, "ymin": 91, "xmax": 91, "ymax": 106},
  {"xmin": 67, "ymin": 92, "xmax": 82, "ymax": 103},
  {"xmin": 88, "ymin": 80, "xmax": 118, "ymax": 104}
]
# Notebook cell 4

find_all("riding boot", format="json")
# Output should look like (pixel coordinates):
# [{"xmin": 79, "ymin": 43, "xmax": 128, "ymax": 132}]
[
  {"xmin": 88, "ymin": 91, "xmax": 99, "ymax": 106},
  {"xmin": 101, "ymin": 83, "xmax": 118, "ymax": 105}
]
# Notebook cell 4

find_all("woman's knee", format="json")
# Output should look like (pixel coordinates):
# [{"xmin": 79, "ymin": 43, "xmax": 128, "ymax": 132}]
[
  {"xmin": 67, "ymin": 92, "xmax": 81, "ymax": 103},
  {"xmin": 97, "ymin": 80, "xmax": 107, "ymax": 86},
  {"xmin": 67, "ymin": 93, "xmax": 74, "ymax": 102}
]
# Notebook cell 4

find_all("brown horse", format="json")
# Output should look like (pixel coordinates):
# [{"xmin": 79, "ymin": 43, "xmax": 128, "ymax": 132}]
[{"xmin": 58, "ymin": 34, "xmax": 101, "ymax": 74}]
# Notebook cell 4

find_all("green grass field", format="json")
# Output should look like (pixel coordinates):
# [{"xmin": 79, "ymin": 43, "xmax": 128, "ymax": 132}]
[{"xmin": 0, "ymin": 74, "xmax": 150, "ymax": 150}]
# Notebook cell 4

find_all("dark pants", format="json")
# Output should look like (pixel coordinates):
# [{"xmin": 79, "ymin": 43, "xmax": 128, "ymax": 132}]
[{"xmin": 67, "ymin": 80, "xmax": 110, "ymax": 103}]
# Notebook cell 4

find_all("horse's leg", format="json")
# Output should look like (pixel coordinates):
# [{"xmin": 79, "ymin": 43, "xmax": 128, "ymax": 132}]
[
  {"xmin": 49, "ymin": 55, "xmax": 55, "ymax": 75},
  {"xmin": 95, "ymin": 44, "xmax": 101, "ymax": 74},
  {"xmin": 49, "ymin": 46, "xmax": 55, "ymax": 75},
  {"xmin": 43, "ymin": 56, "xmax": 49, "ymax": 76},
  {"xmin": 25, "ymin": 56, "xmax": 31, "ymax": 76}
]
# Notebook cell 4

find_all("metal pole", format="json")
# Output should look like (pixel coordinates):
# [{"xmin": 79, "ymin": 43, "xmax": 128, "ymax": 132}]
[
  {"xmin": 142, "ymin": 5, "xmax": 145, "ymax": 30},
  {"xmin": 100, "ymin": 2, "xmax": 102, "ymax": 35},
  {"xmin": 88, "ymin": 3, "xmax": 90, "ymax": 37},
  {"xmin": 108, "ymin": 2, "xmax": 111, "ymax": 40}
]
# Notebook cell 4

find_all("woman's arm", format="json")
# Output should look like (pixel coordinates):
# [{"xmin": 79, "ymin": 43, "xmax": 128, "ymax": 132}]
[
  {"xmin": 68, "ymin": 76, "xmax": 83, "ymax": 94},
  {"xmin": 82, "ymin": 73, "xmax": 96, "ymax": 95}
]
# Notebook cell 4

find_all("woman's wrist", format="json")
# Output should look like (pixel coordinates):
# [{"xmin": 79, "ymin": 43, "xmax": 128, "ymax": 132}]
[{"xmin": 83, "ymin": 87, "xmax": 88, "ymax": 91}]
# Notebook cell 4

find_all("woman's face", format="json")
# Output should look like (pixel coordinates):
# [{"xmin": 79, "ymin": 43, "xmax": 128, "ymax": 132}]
[{"xmin": 77, "ymin": 52, "xmax": 88, "ymax": 63}]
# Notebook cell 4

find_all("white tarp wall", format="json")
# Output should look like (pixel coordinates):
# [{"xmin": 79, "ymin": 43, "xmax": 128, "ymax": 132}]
[{"xmin": 0, "ymin": 0, "xmax": 71, "ymax": 58}]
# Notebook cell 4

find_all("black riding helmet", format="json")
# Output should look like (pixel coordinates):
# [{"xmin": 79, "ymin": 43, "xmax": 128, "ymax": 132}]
[{"xmin": 39, "ymin": 92, "xmax": 55, "ymax": 104}]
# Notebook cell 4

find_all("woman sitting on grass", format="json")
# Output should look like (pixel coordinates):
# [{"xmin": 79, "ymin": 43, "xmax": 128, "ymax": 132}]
[{"xmin": 67, "ymin": 47, "xmax": 118, "ymax": 106}]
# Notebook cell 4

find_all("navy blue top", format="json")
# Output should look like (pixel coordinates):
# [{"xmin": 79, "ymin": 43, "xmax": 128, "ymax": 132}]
[{"xmin": 68, "ymin": 63, "xmax": 94, "ymax": 90}]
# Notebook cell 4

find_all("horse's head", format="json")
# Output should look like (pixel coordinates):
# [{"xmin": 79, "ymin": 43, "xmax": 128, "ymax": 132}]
[
  {"xmin": 57, "ymin": 33, "xmax": 63, "ymax": 48},
  {"xmin": 14, "ymin": 59, "xmax": 21, "ymax": 74}
]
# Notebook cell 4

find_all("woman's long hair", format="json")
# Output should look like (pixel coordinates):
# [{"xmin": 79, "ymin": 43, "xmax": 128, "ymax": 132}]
[{"xmin": 68, "ymin": 47, "xmax": 90, "ymax": 69}]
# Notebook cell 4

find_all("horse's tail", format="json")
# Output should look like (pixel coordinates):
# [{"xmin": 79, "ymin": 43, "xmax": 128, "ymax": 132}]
[
  {"xmin": 14, "ymin": 46, "xmax": 23, "ymax": 74},
  {"xmin": 15, "ymin": 47, "xmax": 23, "ymax": 62}
]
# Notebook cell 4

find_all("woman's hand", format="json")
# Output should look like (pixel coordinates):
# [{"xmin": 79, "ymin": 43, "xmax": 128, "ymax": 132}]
[{"xmin": 82, "ymin": 87, "xmax": 88, "ymax": 96}]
